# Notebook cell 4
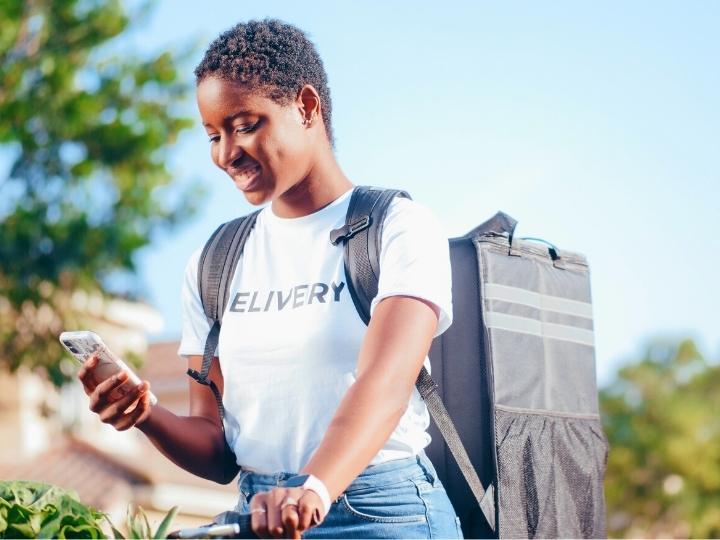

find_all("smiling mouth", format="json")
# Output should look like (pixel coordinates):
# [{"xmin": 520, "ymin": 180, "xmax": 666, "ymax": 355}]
[{"xmin": 228, "ymin": 163, "xmax": 261, "ymax": 191}]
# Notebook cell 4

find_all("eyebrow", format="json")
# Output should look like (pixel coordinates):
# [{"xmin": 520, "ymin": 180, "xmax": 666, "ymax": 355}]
[{"xmin": 202, "ymin": 110, "xmax": 254, "ymax": 127}]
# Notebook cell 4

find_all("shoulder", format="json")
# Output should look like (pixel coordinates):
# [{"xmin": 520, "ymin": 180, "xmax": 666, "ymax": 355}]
[
  {"xmin": 180, "ymin": 245, "xmax": 205, "ymax": 302},
  {"xmin": 386, "ymin": 194, "xmax": 442, "ymax": 223},
  {"xmin": 381, "ymin": 194, "xmax": 447, "ymax": 242},
  {"xmin": 185, "ymin": 210, "xmax": 265, "ymax": 279},
  {"xmin": 371, "ymin": 191, "xmax": 453, "ymax": 334},
  {"xmin": 184, "ymin": 245, "xmax": 204, "ymax": 279}
]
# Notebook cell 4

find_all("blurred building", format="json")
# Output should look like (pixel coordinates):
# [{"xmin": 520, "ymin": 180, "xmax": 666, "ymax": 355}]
[{"xmin": 0, "ymin": 299, "xmax": 237, "ymax": 533}]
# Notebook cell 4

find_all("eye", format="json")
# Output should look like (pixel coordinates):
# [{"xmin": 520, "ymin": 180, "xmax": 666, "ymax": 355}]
[
  {"xmin": 234, "ymin": 121, "xmax": 260, "ymax": 135},
  {"xmin": 208, "ymin": 134, "xmax": 220, "ymax": 143}
]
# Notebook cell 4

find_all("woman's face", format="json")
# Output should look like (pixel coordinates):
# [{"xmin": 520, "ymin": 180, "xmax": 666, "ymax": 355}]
[{"xmin": 196, "ymin": 76, "xmax": 317, "ymax": 206}]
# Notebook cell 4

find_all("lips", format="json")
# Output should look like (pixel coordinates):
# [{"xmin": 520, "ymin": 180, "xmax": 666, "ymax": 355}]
[{"xmin": 228, "ymin": 163, "xmax": 261, "ymax": 192}]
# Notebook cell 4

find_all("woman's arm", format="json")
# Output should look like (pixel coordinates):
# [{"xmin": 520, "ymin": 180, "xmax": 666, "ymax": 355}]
[
  {"xmin": 136, "ymin": 354, "xmax": 240, "ymax": 484},
  {"xmin": 300, "ymin": 294, "xmax": 439, "ymax": 496},
  {"xmin": 78, "ymin": 353, "xmax": 239, "ymax": 484},
  {"xmin": 248, "ymin": 294, "xmax": 439, "ymax": 539}
]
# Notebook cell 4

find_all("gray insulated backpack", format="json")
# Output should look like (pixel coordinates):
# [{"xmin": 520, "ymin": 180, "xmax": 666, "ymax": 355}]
[{"xmin": 190, "ymin": 186, "xmax": 609, "ymax": 539}]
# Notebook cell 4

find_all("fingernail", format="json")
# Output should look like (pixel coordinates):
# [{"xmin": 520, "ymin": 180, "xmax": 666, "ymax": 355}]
[
  {"xmin": 138, "ymin": 382, "xmax": 147, "ymax": 391},
  {"xmin": 117, "ymin": 372, "xmax": 128, "ymax": 381}
]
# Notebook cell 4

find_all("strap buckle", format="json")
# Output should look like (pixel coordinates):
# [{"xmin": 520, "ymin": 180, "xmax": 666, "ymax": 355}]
[
  {"xmin": 187, "ymin": 368, "xmax": 210, "ymax": 386},
  {"xmin": 329, "ymin": 216, "xmax": 371, "ymax": 245}
]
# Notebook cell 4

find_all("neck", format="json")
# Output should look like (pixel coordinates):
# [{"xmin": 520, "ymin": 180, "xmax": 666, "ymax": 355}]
[{"xmin": 272, "ymin": 149, "xmax": 353, "ymax": 219}]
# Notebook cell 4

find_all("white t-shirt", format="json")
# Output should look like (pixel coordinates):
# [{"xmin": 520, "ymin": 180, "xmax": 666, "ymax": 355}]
[{"xmin": 178, "ymin": 187, "xmax": 453, "ymax": 473}]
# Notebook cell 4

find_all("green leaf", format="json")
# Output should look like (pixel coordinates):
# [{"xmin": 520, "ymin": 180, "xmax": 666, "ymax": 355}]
[
  {"xmin": 139, "ymin": 506, "xmax": 152, "ymax": 537},
  {"xmin": 38, "ymin": 515, "xmax": 62, "ymax": 539},
  {"xmin": 110, "ymin": 523, "xmax": 125, "ymax": 540},
  {"xmin": 152, "ymin": 506, "xmax": 178, "ymax": 539},
  {"xmin": 125, "ymin": 505, "xmax": 146, "ymax": 540},
  {"xmin": 0, "ymin": 481, "xmax": 105, "ymax": 539},
  {"xmin": 7, "ymin": 521, "xmax": 37, "ymax": 539},
  {"xmin": 103, "ymin": 513, "xmax": 124, "ymax": 540}
]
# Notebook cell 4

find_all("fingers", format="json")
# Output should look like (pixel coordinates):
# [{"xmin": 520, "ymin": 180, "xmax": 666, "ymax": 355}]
[
  {"xmin": 296, "ymin": 491, "xmax": 320, "ymax": 531},
  {"xmin": 114, "ymin": 386, "xmax": 153, "ymax": 431},
  {"xmin": 250, "ymin": 493, "xmax": 269, "ymax": 538},
  {"xmin": 280, "ymin": 495, "xmax": 300, "ymax": 539},
  {"xmin": 250, "ymin": 488, "xmax": 321, "ymax": 539},
  {"xmin": 89, "ymin": 370, "xmax": 129, "ymax": 413},
  {"xmin": 77, "ymin": 355, "xmax": 99, "ymax": 395},
  {"xmin": 266, "ymin": 489, "xmax": 286, "ymax": 538},
  {"xmin": 132, "ymin": 390, "xmax": 154, "ymax": 427},
  {"xmin": 97, "ymin": 379, "xmax": 146, "ymax": 424},
  {"xmin": 88, "ymin": 372, "xmax": 153, "ymax": 432},
  {"xmin": 79, "ymin": 353, "xmax": 154, "ymax": 433}
]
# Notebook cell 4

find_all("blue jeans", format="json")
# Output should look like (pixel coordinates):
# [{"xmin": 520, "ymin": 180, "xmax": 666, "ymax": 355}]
[{"xmin": 234, "ymin": 452, "xmax": 463, "ymax": 539}]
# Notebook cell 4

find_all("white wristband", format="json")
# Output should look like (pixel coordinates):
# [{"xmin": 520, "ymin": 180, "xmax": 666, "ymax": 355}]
[{"xmin": 301, "ymin": 475, "xmax": 332, "ymax": 518}]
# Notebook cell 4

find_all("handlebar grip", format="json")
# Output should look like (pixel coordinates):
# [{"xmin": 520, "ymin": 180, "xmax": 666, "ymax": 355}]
[
  {"xmin": 166, "ymin": 512, "xmax": 256, "ymax": 539},
  {"xmin": 232, "ymin": 513, "xmax": 255, "ymax": 538}
]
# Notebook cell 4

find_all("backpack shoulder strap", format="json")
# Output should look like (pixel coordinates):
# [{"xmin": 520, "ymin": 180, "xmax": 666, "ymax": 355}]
[
  {"xmin": 197, "ymin": 210, "xmax": 262, "ymax": 324},
  {"xmin": 187, "ymin": 210, "xmax": 260, "ymax": 425},
  {"xmin": 329, "ymin": 186, "xmax": 410, "ymax": 324},
  {"xmin": 417, "ymin": 367, "xmax": 496, "ymax": 531}
]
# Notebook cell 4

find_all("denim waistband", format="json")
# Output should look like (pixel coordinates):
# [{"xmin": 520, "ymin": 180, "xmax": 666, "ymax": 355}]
[{"xmin": 237, "ymin": 452, "xmax": 439, "ymax": 495}]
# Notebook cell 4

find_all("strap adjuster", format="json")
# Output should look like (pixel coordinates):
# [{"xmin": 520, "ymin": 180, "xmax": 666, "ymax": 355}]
[
  {"xmin": 329, "ymin": 216, "xmax": 371, "ymax": 245},
  {"xmin": 187, "ymin": 368, "xmax": 210, "ymax": 386},
  {"xmin": 416, "ymin": 369, "xmax": 439, "ymax": 399}
]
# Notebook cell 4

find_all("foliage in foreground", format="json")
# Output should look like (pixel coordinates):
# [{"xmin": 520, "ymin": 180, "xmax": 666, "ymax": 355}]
[
  {"xmin": 601, "ymin": 338, "xmax": 720, "ymax": 538},
  {"xmin": 116, "ymin": 503, "xmax": 178, "ymax": 540},
  {"xmin": 0, "ymin": 0, "xmax": 200, "ymax": 386},
  {"xmin": 0, "ymin": 481, "xmax": 105, "ymax": 538},
  {"xmin": 0, "ymin": 480, "xmax": 178, "ymax": 539}
]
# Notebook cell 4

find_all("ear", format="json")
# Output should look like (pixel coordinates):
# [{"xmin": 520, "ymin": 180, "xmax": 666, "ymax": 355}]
[{"xmin": 296, "ymin": 84, "xmax": 322, "ymax": 126}]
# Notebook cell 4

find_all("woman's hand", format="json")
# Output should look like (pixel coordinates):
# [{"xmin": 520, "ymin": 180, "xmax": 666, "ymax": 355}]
[
  {"xmin": 249, "ymin": 487, "xmax": 324, "ymax": 539},
  {"xmin": 77, "ymin": 354, "xmax": 153, "ymax": 431}
]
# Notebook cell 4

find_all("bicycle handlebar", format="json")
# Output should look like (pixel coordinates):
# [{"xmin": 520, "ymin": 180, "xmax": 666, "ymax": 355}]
[{"xmin": 166, "ymin": 512, "xmax": 256, "ymax": 539}]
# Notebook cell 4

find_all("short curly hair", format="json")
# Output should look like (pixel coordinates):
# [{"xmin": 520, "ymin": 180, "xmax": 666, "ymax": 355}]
[{"xmin": 195, "ymin": 19, "xmax": 334, "ymax": 144}]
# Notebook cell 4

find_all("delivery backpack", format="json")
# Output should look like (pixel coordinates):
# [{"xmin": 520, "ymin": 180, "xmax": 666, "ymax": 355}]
[{"xmin": 189, "ymin": 186, "xmax": 609, "ymax": 539}]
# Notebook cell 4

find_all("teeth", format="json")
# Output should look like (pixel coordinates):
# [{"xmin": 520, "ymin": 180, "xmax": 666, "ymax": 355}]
[
  {"xmin": 239, "ymin": 166, "xmax": 257, "ymax": 175},
  {"xmin": 232, "ymin": 164, "xmax": 260, "ymax": 191},
  {"xmin": 232, "ymin": 163, "xmax": 259, "ymax": 175}
]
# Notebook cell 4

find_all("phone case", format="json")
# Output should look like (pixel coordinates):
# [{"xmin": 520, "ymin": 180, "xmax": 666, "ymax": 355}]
[{"xmin": 60, "ymin": 330, "xmax": 158, "ymax": 405}]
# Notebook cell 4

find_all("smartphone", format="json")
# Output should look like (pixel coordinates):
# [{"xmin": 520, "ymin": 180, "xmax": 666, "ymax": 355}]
[{"xmin": 59, "ymin": 330, "xmax": 158, "ymax": 406}]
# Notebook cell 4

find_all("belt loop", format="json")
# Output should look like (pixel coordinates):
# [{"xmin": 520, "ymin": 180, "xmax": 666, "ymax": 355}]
[
  {"xmin": 416, "ymin": 453, "xmax": 436, "ymax": 485},
  {"xmin": 237, "ymin": 471, "xmax": 251, "ymax": 498}
]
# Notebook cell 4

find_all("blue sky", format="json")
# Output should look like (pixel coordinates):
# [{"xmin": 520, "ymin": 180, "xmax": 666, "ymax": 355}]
[{"xmin": 121, "ymin": 1, "xmax": 718, "ymax": 385}]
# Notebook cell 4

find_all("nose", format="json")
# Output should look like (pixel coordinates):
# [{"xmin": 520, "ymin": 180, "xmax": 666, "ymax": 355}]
[{"xmin": 216, "ymin": 136, "xmax": 243, "ymax": 170}]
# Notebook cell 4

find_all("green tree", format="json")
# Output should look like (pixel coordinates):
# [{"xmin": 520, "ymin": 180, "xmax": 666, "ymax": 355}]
[
  {"xmin": 0, "ymin": 0, "xmax": 200, "ymax": 385},
  {"xmin": 601, "ymin": 338, "xmax": 720, "ymax": 538}
]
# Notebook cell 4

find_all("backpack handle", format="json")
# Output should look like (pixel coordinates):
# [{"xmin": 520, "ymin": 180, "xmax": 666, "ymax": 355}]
[{"xmin": 516, "ymin": 236, "xmax": 560, "ymax": 261}]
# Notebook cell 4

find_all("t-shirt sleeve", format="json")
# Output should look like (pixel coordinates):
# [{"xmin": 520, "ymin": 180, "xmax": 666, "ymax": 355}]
[
  {"xmin": 177, "ymin": 247, "xmax": 215, "ymax": 358},
  {"xmin": 370, "ymin": 197, "xmax": 453, "ymax": 337}
]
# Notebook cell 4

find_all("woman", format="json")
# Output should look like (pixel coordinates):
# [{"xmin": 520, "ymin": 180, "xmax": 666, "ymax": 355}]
[{"xmin": 78, "ymin": 19, "xmax": 461, "ymax": 539}]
